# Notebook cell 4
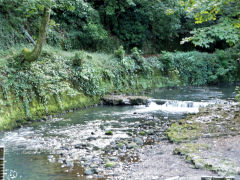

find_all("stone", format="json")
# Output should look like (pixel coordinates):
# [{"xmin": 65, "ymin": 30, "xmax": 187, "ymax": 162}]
[
  {"xmin": 92, "ymin": 168, "xmax": 99, "ymax": 174},
  {"xmin": 109, "ymin": 156, "xmax": 118, "ymax": 161},
  {"xmin": 165, "ymin": 176, "xmax": 180, "ymax": 180},
  {"xmin": 65, "ymin": 160, "xmax": 74, "ymax": 168},
  {"xmin": 105, "ymin": 161, "xmax": 116, "ymax": 168},
  {"xmin": 102, "ymin": 95, "xmax": 149, "ymax": 106},
  {"xmin": 134, "ymin": 137, "xmax": 144, "ymax": 146},
  {"xmin": 84, "ymin": 169, "xmax": 94, "ymax": 175},
  {"xmin": 201, "ymin": 176, "xmax": 212, "ymax": 180},
  {"xmin": 87, "ymin": 136, "xmax": 97, "ymax": 141},
  {"xmin": 105, "ymin": 130, "xmax": 113, "ymax": 135},
  {"xmin": 74, "ymin": 143, "xmax": 86, "ymax": 149},
  {"xmin": 127, "ymin": 142, "xmax": 138, "ymax": 149}
]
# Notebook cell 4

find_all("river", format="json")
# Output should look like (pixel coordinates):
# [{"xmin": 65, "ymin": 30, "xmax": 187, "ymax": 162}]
[{"xmin": 1, "ymin": 86, "xmax": 236, "ymax": 180}]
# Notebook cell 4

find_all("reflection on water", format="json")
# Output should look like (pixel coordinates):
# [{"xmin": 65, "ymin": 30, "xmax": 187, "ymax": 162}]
[{"xmin": 1, "ymin": 86, "xmax": 236, "ymax": 179}]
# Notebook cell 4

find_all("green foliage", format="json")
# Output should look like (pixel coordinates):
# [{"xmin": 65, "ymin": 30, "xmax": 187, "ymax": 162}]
[
  {"xmin": 0, "ymin": 13, "xmax": 28, "ymax": 50},
  {"xmin": 181, "ymin": 0, "xmax": 240, "ymax": 48},
  {"xmin": 114, "ymin": 46, "xmax": 125, "ymax": 60},
  {"xmin": 160, "ymin": 50, "xmax": 238, "ymax": 85},
  {"xmin": 235, "ymin": 86, "xmax": 240, "ymax": 103},
  {"xmin": 90, "ymin": 0, "xmax": 185, "ymax": 51},
  {"xmin": 71, "ymin": 51, "xmax": 86, "ymax": 67}
]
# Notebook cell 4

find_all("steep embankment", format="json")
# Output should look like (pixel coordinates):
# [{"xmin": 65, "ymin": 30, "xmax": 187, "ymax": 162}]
[
  {"xmin": 0, "ymin": 45, "xmax": 239, "ymax": 130},
  {"xmin": 0, "ymin": 46, "xmax": 176, "ymax": 130}
]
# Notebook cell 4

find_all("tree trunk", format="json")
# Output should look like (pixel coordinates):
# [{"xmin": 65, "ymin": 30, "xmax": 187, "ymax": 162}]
[{"xmin": 24, "ymin": 7, "xmax": 51, "ymax": 62}]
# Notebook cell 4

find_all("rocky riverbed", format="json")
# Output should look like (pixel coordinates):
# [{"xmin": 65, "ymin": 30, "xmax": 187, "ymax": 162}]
[
  {"xmin": 2, "ymin": 87, "xmax": 239, "ymax": 180},
  {"xmin": 46, "ymin": 99, "xmax": 240, "ymax": 179},
  {"xmin": 166, "ymin": 100, "xmax": 240, "ymax": 179}
]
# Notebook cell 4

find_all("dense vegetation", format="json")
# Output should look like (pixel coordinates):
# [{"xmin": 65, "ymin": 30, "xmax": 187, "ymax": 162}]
[{"xmin": 0, "ymin": 0, "xmax": 239, "ymax": 129}]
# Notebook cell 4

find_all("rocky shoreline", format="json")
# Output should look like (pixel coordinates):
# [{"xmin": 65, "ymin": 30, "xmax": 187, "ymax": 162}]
[
  {"xmin": 167, "ymin": 100, "xmax": 240, "ymax": 179},
  {"xmin": 46, "ymin": 109, "xmax": 174, "ymax": 179},
  {"xmin": 24, "ymin": 96, "xmax": 240, "ymax": 179}
]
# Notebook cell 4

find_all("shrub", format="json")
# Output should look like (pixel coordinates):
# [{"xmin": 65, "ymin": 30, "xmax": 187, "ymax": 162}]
[
  {"xmin": 159, "ymin": 50, "xmax": 238, "ymax": 85},
  {"xmin": 114, "ymin": 46, "xmax": 125, "ymax": 60},
  {"xmin": 72, "ymin": 51, "xmax": 86, "ymax": 67}
]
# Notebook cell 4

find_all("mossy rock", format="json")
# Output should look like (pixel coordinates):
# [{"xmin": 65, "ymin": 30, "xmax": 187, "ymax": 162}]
[
  {"xmin": 167, "ymin": 121, "xmax": 202, "ymax": 143},
  {"xmin": 105, "ymin": 161, "xmax": 116, "ymax": 168},
  {"xmin": 105, "ymin": 130, "xmax": 113, "ymax": 135},
  {"xmin": 139, "ymin": 131, "xmax": 146, "ymax": 136}
]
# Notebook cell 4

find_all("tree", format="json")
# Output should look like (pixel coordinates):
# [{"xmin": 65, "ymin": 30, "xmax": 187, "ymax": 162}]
[
  {"xmin": 23, "ymin": 6, "xmax": 51, "ymax": 62},
  {"xmin": 0, "ymin": 0, "xmax": 56, "ymax": 62},
  {"xmin": 180, "ymin": 0, "xmax": 240, "ymax": 48}
]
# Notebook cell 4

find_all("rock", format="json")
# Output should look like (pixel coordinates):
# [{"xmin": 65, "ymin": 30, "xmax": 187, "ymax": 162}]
[
  {"xmin": 48, "ymin": 155, "xmax": 55, "ymax": 163},
  {"xmin": 105, "ymin": 130, "xmax": 113, "ymax": 135},
  {"xmin": 134, "ymin": 137, "xmax": 144, "ymax": 146},
  {"xmin": 74, "ymin": 143, "xmax": 86, "ymax": 149},
  {"xmin": 93, "ymin": 146, "xmax": 100, "ymax": 150},
  {"xmin": 105, "ymin": 161, "xmax": 116, "ymax": 168},
  {"xmin": 201, "ymin": 176, "xmax": 212, "ymax": 180},
  {"xmin": 151, "ymin": 176, "xmax": 159, "ymax": 180},
  {"xmin": 102, "ymin": 95, "xmax": 149, "ymax": 106},
  {"xmin": 58, "ymin": 158, "xmax": 64, "ymax": 164},
  {"xmin": 109, "ymin": 156, "xmax": 118, "ymax": 162},
  {"xmin": 127, "ymin": 142, "xmax": 138, "ymax": 149},
  {"xmin": 147, "ymin": 130, "xmax": 154, "ymax": 135},
  {"xmin": 165, "ymin": 176, "xmax": 180, "ymax": 180},
  {"xmin": 60, "ymin": 146, "xmax": 69, "ymax": 150},
  {"xmin": 96, "ymin": 175, "xmax": 105, "ymax": 178},
  {"xmin": 84, "ymin": 169, "xmax": 94, "ymax": 175},
  {"xmin": 87, "ymin": 136, "xmax": 97, "ymax": 141},
  {"xmin": 17, "ymin": 144, "xmax": 27, "ymax": 149},
  {"xmin": 92, "ymin": 168, "xmax": 100, "ymax": 174},
  {"xmin": 65, "ymin": 160, "xmax": 74, "ymax": 168},
  {"xmin": 139, "ymin": 131, "xmax": 146, "ymax": 136},
  {"xmin": 195, "ymin": 162, "xmax": 204, "ymax": 169},
  {"xmin": 152, "ymin": 99, "xmax": 167, "ymax": 105}
]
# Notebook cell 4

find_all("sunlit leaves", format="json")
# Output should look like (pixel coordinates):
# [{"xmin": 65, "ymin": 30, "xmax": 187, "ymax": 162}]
[{"xmin": 181, "ymin": 0, "xmax": 240, "ymax": 47}]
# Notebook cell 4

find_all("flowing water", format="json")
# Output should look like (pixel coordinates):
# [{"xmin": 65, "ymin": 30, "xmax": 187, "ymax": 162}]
[{"xmin": 0, "ymin": 86, "xmax": 236, "ymax": 180}]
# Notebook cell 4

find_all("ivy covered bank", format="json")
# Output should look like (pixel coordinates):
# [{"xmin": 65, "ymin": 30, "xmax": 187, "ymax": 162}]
[{"xmin": 0, "ymin": 45, "xmax": 239, "ymax": 130}]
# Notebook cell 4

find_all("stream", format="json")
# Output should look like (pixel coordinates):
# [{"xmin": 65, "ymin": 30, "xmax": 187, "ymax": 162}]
[{"xmin": 1, "ymin": 86, "xmax": 236, "ymax": 180}]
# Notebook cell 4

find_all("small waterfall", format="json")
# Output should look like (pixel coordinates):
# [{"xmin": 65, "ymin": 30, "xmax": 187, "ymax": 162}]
[{"xmin": 136, "ymin": 99, "xmax": 212, "ymax": 114}]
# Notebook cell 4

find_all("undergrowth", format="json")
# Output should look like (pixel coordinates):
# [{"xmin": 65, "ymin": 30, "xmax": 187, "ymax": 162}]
[
  {"xmin": 0, "ymin": 45, "xmax": 239, "ymax": 120},
  {"xmin": 0, "ymin": 46, "xmax": 163, "ymax": 117}
]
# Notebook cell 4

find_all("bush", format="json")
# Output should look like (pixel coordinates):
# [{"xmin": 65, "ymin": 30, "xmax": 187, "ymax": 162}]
[
  {"xmin": 159, "ymin": 50, "xmax": 239, "ymax": 85},
  {"xmin": 114, "ymin": 46, "xmax": 125, "ymax": 60},
  {"xmin": 72, "ymin": 51, "xmax": 86, "ymax": 67}
]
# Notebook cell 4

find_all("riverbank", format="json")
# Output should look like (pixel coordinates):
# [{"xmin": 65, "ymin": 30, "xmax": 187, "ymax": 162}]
[
  {"xmin": 2, "ymin": 86, "xmax": 239, "ymax": 179},
  {"xmin": 114, "ymin": 99, "xmax": 240, "ymax": 180},
  {"xmin": 166, "ymin": 100, "xmax": 240, "ymax": 178},
  {"xmin": 0, "ymin": 46, "xmax": 179, "ymax": 131},
  {"xmin": 1, "ymin": 45, "xmax": 239, "ymax": 131}
]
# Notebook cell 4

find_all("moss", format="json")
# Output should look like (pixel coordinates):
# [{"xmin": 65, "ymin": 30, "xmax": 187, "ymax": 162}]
[
  {"xmin": 105, "ymin": 161, "xmax": 116, "ymax": 168},
  {"xmin": 175, "ymin": 142, "xmax": 239, "ymax": 176},
  {"xmin": 105, "ymin": 130, "xmax": 113, "ymax": 135},
  {"xmin": 167, "ymin": 121, "xmax": 202, "ymax": 143},
  {"xmin": 174, "ymin": 143, "xmax": 210, "ymax": 155},
  {"xmin": 0, "ymin": 46, "xmax": 181, "ymax": 131},
  {"xmin": 139, "ymin": 131, "xmax": 146, "ymax": 136},
  {"xmin": 0, "ymin": 92, "xmax": 99, "ymax": 130},
  {"xmin": 117, "ymin": 143, "xmax": 125, "ymax": 149}
]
